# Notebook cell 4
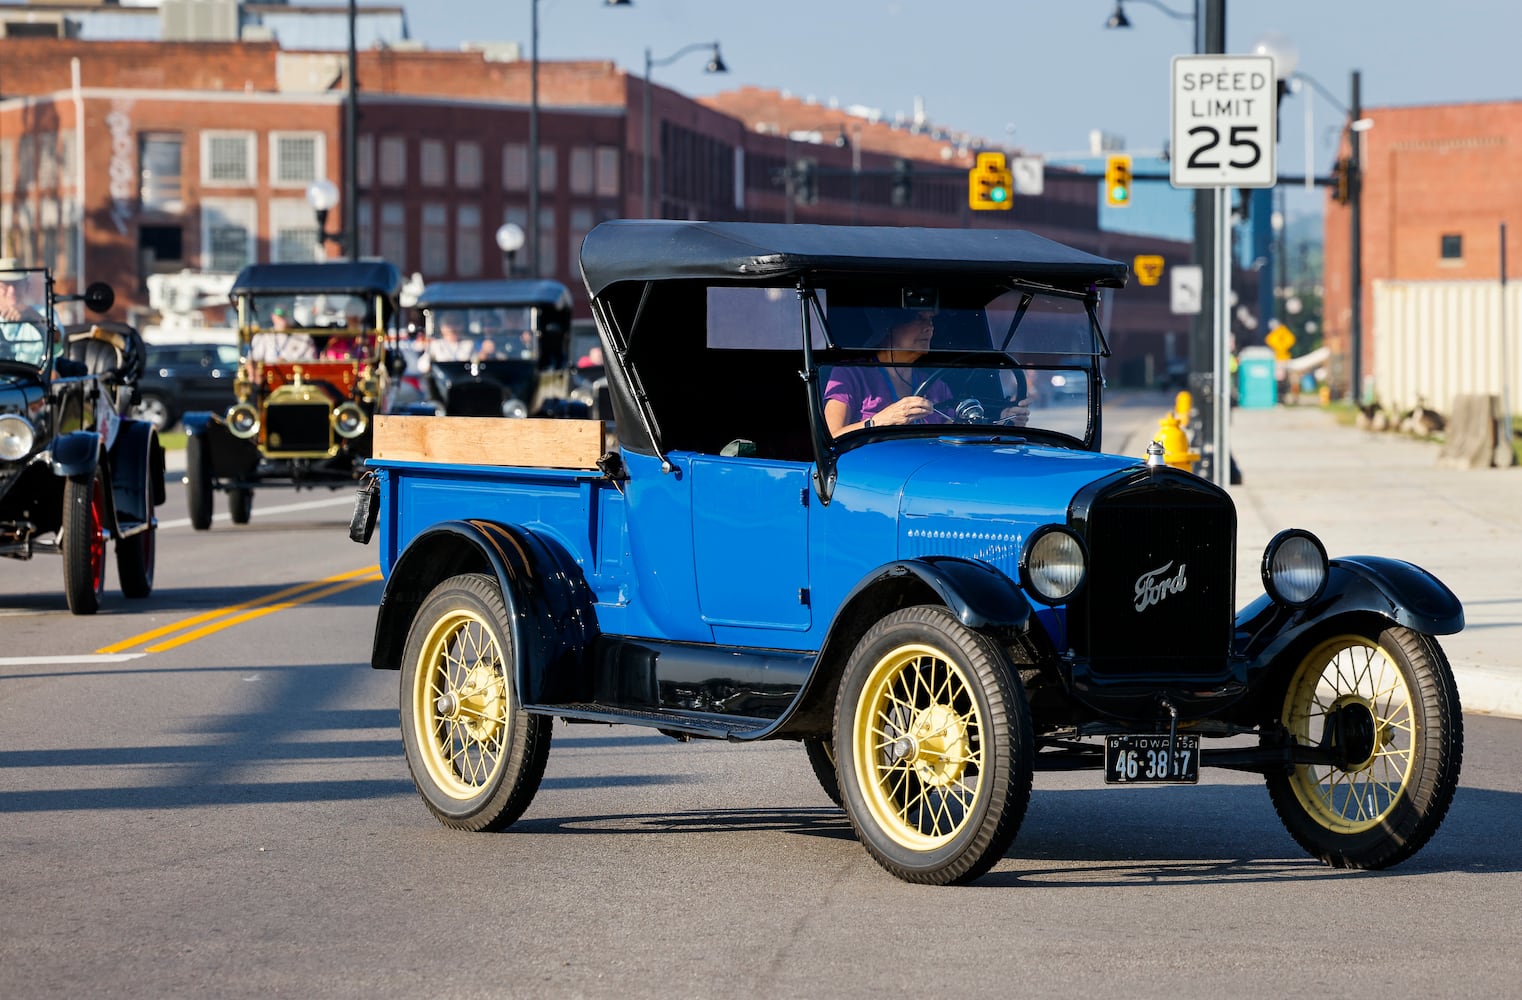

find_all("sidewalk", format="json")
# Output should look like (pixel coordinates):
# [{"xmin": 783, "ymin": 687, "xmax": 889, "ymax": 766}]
[{"xmin": 1224, "ymin": 404, "xmax": 1522, "ymax": 719}]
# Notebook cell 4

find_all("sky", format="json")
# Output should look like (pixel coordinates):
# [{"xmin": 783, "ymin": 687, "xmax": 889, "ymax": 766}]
[{"xmin": 398, "ymin": 0, "xmax": 1522, "ymax": 223}]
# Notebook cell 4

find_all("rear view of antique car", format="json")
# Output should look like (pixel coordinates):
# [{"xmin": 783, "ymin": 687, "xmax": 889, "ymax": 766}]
[
  {"xmin": 361, "ymin": 221, "xmax": 1464, "ymax": 885},
  {"xmin": 182, "ymin": 260, "xmax": 402, "ymax": 529},
  {"xmin": 1, "ymin": 264, "xmax": 164, "ymax": 614},
  {"xmin": 404, "ymin": 278, "xmax": 586, "ymax": 419}
]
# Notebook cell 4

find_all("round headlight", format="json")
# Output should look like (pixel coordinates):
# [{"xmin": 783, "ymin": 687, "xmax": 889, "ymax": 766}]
[
  {"xmin": 0, "ymin": 413, "xmax": 36, "ymax": 461},
  {"xmin": 502, "ymin": 398, "xmax": 529, "ymax": 420},
  {"xmin": 1261, "ymin": 528, "xmax": 1328, "ymax": 607},
  {"xmin": 1020, "ymin": 525, "xmax": 1087, "ymax": 604},
  {"xmin": 227, "ymin": 403, "xmax": 261, "ymax": 439},
  {"xmin": 333, "ymin": 402, "xmax": 368, "ymax": 439}
]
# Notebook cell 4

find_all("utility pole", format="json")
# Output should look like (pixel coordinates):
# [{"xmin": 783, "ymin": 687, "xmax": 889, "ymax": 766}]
[
  {"xmin": 1189, "ymin": 0, "xmax": 1229, "ymax": 481},
  {"xmin": 1348, "ymin": 69, "xmax": 1363, "ymax": 404}
]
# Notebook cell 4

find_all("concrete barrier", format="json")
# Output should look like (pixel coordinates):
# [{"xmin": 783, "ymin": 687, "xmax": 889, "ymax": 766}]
[{"xmin": 1437, "ymin": 394, "xmax": 1513, "ymax": 469}]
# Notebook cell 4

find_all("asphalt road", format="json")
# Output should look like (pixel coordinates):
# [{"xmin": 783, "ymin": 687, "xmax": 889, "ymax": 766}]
[{"xmin": 3, "ymin": 398, "xmax": 1520, "ymax": 998}]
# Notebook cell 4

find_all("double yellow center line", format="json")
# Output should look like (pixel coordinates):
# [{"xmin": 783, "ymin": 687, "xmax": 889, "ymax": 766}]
[{"xmin": 97, "ymin": 565, "xmax": 384, "ymax": 655}]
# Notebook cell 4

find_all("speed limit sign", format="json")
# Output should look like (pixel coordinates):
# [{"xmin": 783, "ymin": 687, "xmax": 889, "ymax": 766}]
[{"xmin": 1171, "ymin": 55, "xmax": 1277, "ymax": 188}]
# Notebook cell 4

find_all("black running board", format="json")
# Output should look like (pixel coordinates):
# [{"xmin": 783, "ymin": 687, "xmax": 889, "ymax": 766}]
[{"xmin": 524, "ymin": 701, "xmax": 775, "ymax": 741}]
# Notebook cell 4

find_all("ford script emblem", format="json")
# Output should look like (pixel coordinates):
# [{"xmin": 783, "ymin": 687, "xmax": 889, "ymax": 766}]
[{"xmin": 1134, "ymin": 561, "xmax": 1187, "ymax": 612}]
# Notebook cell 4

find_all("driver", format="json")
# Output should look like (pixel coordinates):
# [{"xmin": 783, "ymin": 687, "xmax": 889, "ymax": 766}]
[
  {"xmin": 0, "ymin": 264, "xmax": 49, "ymax": 365},
  {"xmin": 823, "ymin": 308, "xmax": 1030, "ymax": 437}
]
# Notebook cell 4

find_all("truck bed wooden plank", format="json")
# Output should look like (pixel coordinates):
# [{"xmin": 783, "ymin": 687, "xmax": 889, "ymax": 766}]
[{"xmin": 373, "ymin": 414, "xmax": 605, "ymax": 469}]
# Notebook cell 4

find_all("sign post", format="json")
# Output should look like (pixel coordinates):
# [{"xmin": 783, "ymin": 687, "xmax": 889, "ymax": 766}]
[{"xmin": 1170, "ymin": 54, "xmax": 1277, "ymax": 487}]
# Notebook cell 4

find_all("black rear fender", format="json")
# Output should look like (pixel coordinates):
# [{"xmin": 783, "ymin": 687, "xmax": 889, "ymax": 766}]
[{"xmin": 370, "ymin": 520, "xmax": 597, "ymax": 705}]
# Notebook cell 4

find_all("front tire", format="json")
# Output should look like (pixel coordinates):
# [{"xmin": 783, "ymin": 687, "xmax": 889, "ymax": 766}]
[
  {"xmin": 1265, "ymin": 624, "xmax": 1463, "ymax": 869},
  {"xmin": 62, "ymin": 470, "xmax": 106, "ymax": 615},
  {"xmin": 185, "ymin": 434, "xmax": 214, "ymax": 531},
  {"xmin": 399, "ymin": 573, "xmax": 552, "ymax": 831},
  {"xmin": 834, "ymin": 605, "xmax": 1033, "ymax": 885}
]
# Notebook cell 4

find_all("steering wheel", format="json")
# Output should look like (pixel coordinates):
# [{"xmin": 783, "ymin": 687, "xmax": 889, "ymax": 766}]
[{"xmin": 911, "ymin": 366, "xmax": 1029, "ymax": 425}]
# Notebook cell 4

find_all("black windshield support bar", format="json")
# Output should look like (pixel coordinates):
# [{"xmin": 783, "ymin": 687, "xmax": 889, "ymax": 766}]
[{"xmin": 798, "ymin": 283, "xmax": 838, "ymax": 504}]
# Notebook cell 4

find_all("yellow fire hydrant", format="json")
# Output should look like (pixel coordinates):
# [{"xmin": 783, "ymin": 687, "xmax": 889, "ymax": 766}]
[
  {"xmin": 1150, "ymin": 414, "xmax": 1200, "ymax": 472},
  {"xmin": 1174, "ymin": 390, "xmax": 1193, "ymax": 426}
]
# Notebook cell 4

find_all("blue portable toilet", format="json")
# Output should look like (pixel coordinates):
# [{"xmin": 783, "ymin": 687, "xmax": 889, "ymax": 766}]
[{"xmin": 1237, "ymin": 345, "xmax": 1278, "ymax": 409}]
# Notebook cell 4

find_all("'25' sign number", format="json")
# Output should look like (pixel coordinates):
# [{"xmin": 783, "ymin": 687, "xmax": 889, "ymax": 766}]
[{"xmin": 1185, "ymin": 124, "xmax": 1262, "ymax": 170}]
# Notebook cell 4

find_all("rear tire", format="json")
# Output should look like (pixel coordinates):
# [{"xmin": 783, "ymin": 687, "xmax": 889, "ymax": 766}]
[
  {"xmin": 185, "ymin": 433, "xmax": 214, "ymax": 531},
  {"xmin": 228, "ymin": 487, "xmax": 253, "ymax": 525},
  {"xmin": 62, "ymin": 470, "xmax": 106, "ymax": 615},
  {"xmin": 1265, "ymin": 624, "xmax": 1463, "ymax": 869},
  {"xmin": 803, "ymin": 738, "xmax": 842, "ymax": 808},
  {"xmin": 399, "ymin": 573, "xmax": 552, "ymax": 831},
  {"xmin": 115, "ymin": 524, "xmax": 156, "ymax": 599}
]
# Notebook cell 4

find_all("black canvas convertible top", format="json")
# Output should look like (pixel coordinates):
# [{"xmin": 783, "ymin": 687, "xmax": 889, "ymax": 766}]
[
  {"xmin": 230, "ymin": 260, "xmax": 402, "ymax": 296},
  {"xmin": 415, "ymin": 279, "xmax": 572, "ymax": 310},
  {"xmin": 578, "ymin": 220, "xmax": 1130, "ymax": 297}
]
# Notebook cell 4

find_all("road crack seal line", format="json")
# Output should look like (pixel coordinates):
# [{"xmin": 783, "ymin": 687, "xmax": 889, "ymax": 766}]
[{"xmin": 96, "ymin": 565, "xmax": 383, "ymax": 655}]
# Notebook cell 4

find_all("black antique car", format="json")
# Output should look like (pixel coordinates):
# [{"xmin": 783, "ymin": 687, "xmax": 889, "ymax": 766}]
[
  {"xmin": 1, "ymin": 265, "xmax": 164, "ymax": 614},
  {"xmin": 407, "ymin": 278, "xmax": 585, "ymax": 418},
  {"xmin": 182, "ymin": 260, "xmax": 402, "ymax": 529}
]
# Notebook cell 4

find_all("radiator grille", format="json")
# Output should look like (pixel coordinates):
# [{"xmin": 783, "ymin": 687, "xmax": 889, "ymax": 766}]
[
  {"xmin": 264, "ymin": 400, "xmax": 332, "ymax": 454},
  {"xmin": 1070, "ymin": 472, "xmax": 1235, "ymax": 671}
]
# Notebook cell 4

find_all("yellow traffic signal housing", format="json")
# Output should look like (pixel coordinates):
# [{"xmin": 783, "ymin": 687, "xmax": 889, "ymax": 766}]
[
  {"xmin": 968, "ymin": 152, "xmax": 1013, "ymax": 211},
  {"xmin": 1105, "ymin": 154, "xmax": 1133, "ymax": 207}
]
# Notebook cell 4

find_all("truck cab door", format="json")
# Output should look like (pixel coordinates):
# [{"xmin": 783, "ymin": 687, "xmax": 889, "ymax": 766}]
[{"xmin": 690, "ymin": 455, "xmax": 811, "ymax": 632}]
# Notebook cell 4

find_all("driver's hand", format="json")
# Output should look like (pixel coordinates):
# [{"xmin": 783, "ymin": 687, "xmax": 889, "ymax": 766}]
[
  {"xmin": 877, "ymin": 395, "xmax": 936, "ymax": 425},
  {"xmin": 999, "ymin": 399, "xmax": 1031, "ymax": 427}
]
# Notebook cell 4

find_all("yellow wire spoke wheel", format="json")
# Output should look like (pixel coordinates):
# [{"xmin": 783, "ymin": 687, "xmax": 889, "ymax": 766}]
[
  {"xmin": 836, "ymin": 606, "xmax": 1032, "ymax": 886},
  {"xmin": 399, "ymin": 573, "xmax": 552, "ymax": 832},
  {"xmin": 1266, "ymin": 624, "xmax": 1463, "ymax": 870},
  {"xmin": 853, "ymin": 642, "xmax": 983, "ymax": 851},
  {"xmin": 413, "ymin": 609, "xmax": 509, "ymax": 800}
]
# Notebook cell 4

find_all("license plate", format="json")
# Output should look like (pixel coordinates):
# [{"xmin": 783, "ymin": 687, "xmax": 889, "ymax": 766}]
[{"xmin": 1104, "ymin": 734, "xmax": 1200, "ymax": 784}]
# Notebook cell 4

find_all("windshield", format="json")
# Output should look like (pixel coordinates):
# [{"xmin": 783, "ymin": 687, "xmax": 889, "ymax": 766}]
[
  {"xmin": 423, "ymin": 307, "xmax": 537, "ymax": 362},
  {"xmin": 704, "ymin": 283, "xmax": 1103, "ymax": 444},
  {"xmin": 242, "ymin": 293, "xmax": 383, "ymax": 335},
  {"xmin": 0, "ymin": 270, "xmax": 53, "ymax": 368}
]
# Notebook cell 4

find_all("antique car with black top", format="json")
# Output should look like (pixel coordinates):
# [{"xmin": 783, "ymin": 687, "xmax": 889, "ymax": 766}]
[
  {"xmin": 354, "ymin": 221, "xmax": 1464, "ymax": 885},
  {"xmin": 1, "ymin": 265, "xmax": 164, "ymax": 614},
  {"xmin": 405, "ymin": 278, "xmax": 585, "ymax": 419},
  {"xmin": 183, "ymin": 260, "xmax": 402, "ymax": 529}
]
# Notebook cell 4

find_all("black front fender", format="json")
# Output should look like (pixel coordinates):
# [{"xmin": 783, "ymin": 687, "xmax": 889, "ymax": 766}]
[
  {"xmin": 370, "ymin": 519, "xmax": 597, "ymax": 705},
  {"xmin": 49, "ymin": 430, "xmax": 101, "ymax": 478},
  {"xmin": 1236, "ymin": 555, "xmax": 1464, "ymax": 672}
]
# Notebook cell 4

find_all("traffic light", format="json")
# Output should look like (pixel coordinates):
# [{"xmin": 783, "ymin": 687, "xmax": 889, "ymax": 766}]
[
  {"xmin": 1105, "ymin": 154, "xmax": 1132, "ymax": 207},
  {"xmin": 968, "ymin": 152, "xmax": 1013, "ymax": 211},
  {"xmin": 1330, "ymin": 157, "xmax": 1352, "ymax": 206},
  {"xmin": 891, "ymin": 159, "xmax": 913, "ymax": 208}
]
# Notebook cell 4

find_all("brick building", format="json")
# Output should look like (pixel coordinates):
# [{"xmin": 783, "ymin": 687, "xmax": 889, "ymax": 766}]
[
  {"xmin": 1322, "ymin": 100, "xmax": 1522, "ymax": 398},
  {"xmin": 0, "ymin": 30, "xmax": 1208, "ymax": 387}
]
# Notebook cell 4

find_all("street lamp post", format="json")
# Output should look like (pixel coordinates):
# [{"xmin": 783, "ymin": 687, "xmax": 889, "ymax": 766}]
[
  {"xmin": 344, "ymin": 0, "xmax": 357, "ymax": 260},
  {"xmin": 642, "ymin": 41, "xmax": 726, "ymax": 219},
  {"xmin": 496, "ymin": 222, "xmax": 525, "ymax": 277}
]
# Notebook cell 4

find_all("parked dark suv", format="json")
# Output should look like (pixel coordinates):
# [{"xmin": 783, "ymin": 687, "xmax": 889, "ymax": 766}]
[{"xmin": 132, "ymin": 341, "xmax": 239, "ymax": 431}]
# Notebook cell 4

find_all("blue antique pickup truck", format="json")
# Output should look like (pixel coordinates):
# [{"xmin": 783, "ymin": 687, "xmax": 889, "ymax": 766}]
[{"xmin": 355, "ymin": 221, "xmax": 1464, "ymax": 885}]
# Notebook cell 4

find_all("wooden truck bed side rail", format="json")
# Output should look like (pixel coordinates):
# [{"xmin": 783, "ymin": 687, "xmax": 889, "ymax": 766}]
[{"xmin": 373, "ymin": 415, "xmax": 606, "ymax": 470}]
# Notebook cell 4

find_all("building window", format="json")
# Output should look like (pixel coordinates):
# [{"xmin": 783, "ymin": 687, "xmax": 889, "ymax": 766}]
[
  {"xmin": 456, "ymin": 141, "xmax": 482, "ymax": 189},
  {"xmin": 380, "ymin": 202, "xmax": 407, "ymax": 270},
  {"xmin": 202, "ymin": 131, "xmax": 256, "ymax": 185},
  {"xmin": 567, "ymin": 206, "xmax": 593, "ymax": 279},
  {"xmin": 270, "ymin": 199, "xmax": 318, "ymax": 263},
  {"xmin": 420, "ymin": 139, "xmax": 447, "ymax": 187},
  {"xmin": 357, "ymin": 134, "xmax": 374, "ymax": 188},
  {"xmin": 357, "ymin": 198, "xmax": 375, "ymax": 258},
  {"xmin": 36, "ymin": 132, "xmax": 58, "ymax": 188},
  {"xmin": 201, "ymin": 197, "xmax": 256, "ymax": 271},
  {"xmin": 1440, "ymin": 234, "xmax": 1463, "ymax": 260},
  {"xmin": 539, "ymin": 146, "xmax": 557, "ymax": 193},
  {"xmin": 421, "ymin": 203, "xmax": 448, "ymax": 275},
  {"xmin": 569, "ymin": 147, "xmax": 594, "ymax": 195},
  {"xmin": 503, "ymin": 142, "xmax": 527, "ymax": 191},
  {"xmin": 140, "ymin": 132, "xmax": 183, "ymax": 214},
  {"xmin": 379, "ymin": 136, "xmax": 407, "ymax": 187},
  {"xmin": 0, "ymin": 138, "xmax": 14, "ymax": 191},
  {"xmin": 271, "ymin": 132, "xmax": 324, "ymax": 187},
  {"xmin": 537, "ymin": 206, "xmax": 556, "ymax": 280},
  {"xmin": 595, "ymin": 145, "xmax": 620, "ymax": 198},
  {"xmin": 456, "ymin": 204, "xmax": 482, "ymax": 277}
]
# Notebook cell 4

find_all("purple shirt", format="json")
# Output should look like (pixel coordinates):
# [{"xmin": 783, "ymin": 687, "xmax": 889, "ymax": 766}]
[{"xmin": 823, "ymin": 364, "xmax": 951, "ymax": 425}]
